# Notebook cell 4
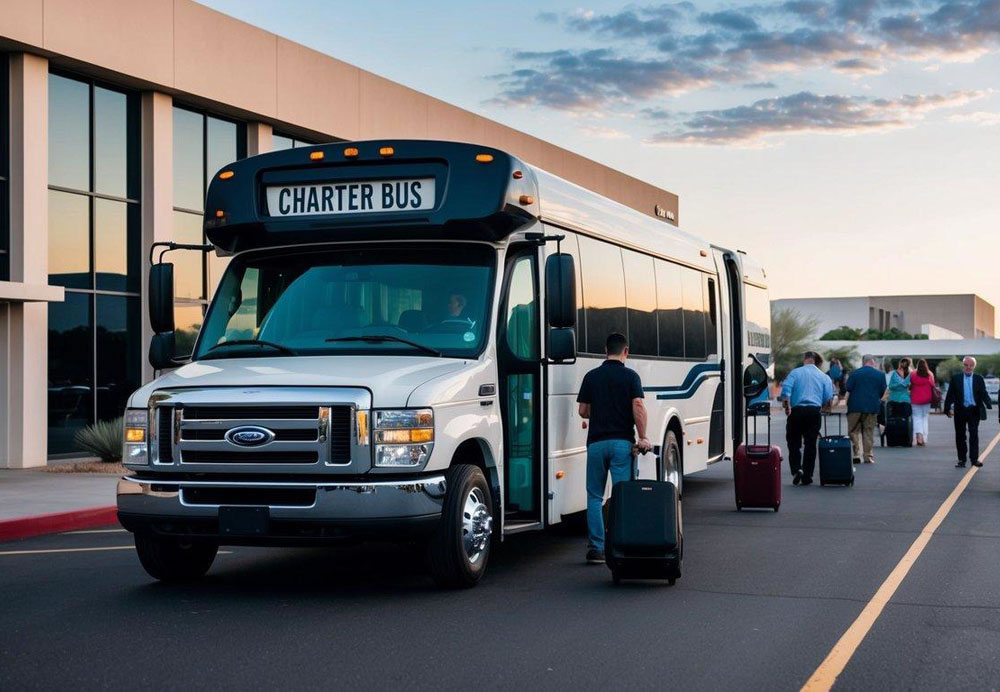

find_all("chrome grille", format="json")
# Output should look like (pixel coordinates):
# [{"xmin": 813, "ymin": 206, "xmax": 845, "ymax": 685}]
[{"xmin": 184, "ymin": 406, "xmax": 320, "ymax": 420}]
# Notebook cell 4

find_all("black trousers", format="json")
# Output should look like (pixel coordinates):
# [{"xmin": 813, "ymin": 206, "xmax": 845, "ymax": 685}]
[
  {"xmin": 954, "ymin": 406, "xmax": 981, "ymax": 463},
  {"xmin": 786, "ymin": 406, "xmax": 822, "ymax": 479}
]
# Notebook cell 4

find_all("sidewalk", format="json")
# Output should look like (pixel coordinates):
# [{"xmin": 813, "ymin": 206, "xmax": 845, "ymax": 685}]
[{"xmin": 0, "ymin": 469, "xmax": 120, "ymax": 540}]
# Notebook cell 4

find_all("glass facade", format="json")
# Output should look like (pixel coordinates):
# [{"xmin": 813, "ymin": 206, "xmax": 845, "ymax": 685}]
[
  {"xmin": 172, "ymin": 106, "xmax": 245, "ymax": 355},
  {"xmin": 47, "ymin": 72, "xmax": 141, "ymax": 455},
  {"xmin": 0, "ymin": 54, "xmax": 8, "ymax": 281},
  {"xmin": 271, "ymin": 132, "xmax": 315, "ymax": 151}
]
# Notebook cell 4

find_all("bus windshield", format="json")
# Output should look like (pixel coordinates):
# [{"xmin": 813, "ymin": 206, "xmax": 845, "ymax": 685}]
[{"xmin": 194, "ymin": 244, "xmax": 496, "ymax": 360}]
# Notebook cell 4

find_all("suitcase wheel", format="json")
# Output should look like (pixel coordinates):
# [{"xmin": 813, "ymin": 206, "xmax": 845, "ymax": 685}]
[
  {"xmin": 668, "ymin": 578, "xmax": 676, "ymax": 586},
  {"xmin": 773, "ymin": 505, "xmax": 779, "ymax": 512},
  {"xmin": 612, "ymin": 571, "xmax": 621, "ymax": 586},
  {"xmin": 736, "ymin": 504, "xmax": 742, "ymax": 511},
  {"xmin": 849, "ymin": 479, "xmax": 855, "ymax": 487}
]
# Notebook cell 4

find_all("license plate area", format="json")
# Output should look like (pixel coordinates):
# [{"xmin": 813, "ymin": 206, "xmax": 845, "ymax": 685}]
[{"xmin": 219, "ymin": 506, "xmax": 270, "ymax": 537}]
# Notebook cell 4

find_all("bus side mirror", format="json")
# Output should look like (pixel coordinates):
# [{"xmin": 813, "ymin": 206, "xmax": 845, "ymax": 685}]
[
  {"xmin": 548, "ymin": 327, "xmax": 576, "ymax": 364},
  {"xmin": 149, "ymin": 331, "xmax": 177, "ymax": 370},
  {"xmin": 149, "ymin": 263, "xmax": 175, "ymax": 334},
  {"xmin": 545, "ymin": 253, "xmax": 576, "ymax": 329},
  {"xmin": 743, "ymin": 357, "xmax": 768, "ymax": 402}
]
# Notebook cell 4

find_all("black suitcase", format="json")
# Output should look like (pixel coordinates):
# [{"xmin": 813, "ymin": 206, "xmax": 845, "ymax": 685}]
[
  {"xmin": 819, "ymin": 413, "xmax": 854, "ymax": 487},
  {"xmin": 885, "ymin": 402, "xmax": 913, "ymax": 447},
  {"xmin": 605, "ymin": 448, "xmax": 682, "ymax": 585}
]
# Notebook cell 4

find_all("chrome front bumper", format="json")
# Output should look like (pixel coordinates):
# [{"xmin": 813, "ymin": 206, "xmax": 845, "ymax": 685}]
[{"xmin": 117, "ymin": 474, "xmax": 447, "ymax": 541}]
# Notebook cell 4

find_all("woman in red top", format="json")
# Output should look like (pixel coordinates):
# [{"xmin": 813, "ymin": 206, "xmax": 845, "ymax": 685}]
[{"xmin": 910, "ymin": 359, "xmax": 936, "ymax": 446}]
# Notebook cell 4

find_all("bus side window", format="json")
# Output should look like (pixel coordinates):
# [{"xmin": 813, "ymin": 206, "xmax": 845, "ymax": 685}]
[
  {"xmin": 655, "ymin": 260, "xmax": 683, "ymax": 358},
  {"xmin": 706, "ymin": 277, "xmax": 718, "ymax": 356},
  {"xmin": 578, "ymin": 236, "xmax": 626, "ymax": 354},
  {"xmin": 622, "ymin": 249, "xmax": 657, "ymax": 356},
  {"xmin": 682, "ymin": 269, "xmax": 707, "ymax": 360}
]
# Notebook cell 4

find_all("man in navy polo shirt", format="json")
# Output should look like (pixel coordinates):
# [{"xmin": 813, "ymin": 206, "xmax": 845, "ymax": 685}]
[{"xmin": 577, "ymin": 332, "xmax": 650, "ymax": 564}]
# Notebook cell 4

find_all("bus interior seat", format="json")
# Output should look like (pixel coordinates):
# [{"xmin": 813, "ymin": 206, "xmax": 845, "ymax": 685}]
[{"xmin": 398, "ymin": 309, "xmax": 427, "ymax": 332}]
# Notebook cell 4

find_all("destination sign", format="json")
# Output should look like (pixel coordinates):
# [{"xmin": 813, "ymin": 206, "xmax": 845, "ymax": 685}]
[{"xmin": 266, "ymin": 178, "xmax": 435, "ymax": 217}]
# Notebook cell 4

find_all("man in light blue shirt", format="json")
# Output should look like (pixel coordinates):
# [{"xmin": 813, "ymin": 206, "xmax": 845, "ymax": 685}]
[{"xmin": 780, "ymin": 352, "xmax": 835, "ymax": 485}]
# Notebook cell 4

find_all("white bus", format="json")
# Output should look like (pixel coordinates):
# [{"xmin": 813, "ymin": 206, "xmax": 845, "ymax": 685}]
[{"xmin": 117, "ymin": 140, "xmax": 770, "ymax": 588}]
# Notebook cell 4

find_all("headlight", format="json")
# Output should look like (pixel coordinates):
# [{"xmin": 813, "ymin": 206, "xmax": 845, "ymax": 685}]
[
  {"xmin": 373, "ymin": 408, "xmax": 433, "ymax": 467},
  {"xmin": 123, "ymin": 408, "xmax": 149, "ymax": 465}
]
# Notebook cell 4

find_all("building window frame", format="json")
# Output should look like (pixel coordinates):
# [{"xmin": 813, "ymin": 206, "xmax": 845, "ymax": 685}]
[
  {"xmin": 171, "ymin": 104, "xmax": 246, "ymax": 329},
  {"xmin": 47, "ymin": 69, "xmax": 142, "ymax": 457},
  {"xmin": 271, "ymin": 131, "xmax": 319, "ymax": 151}
]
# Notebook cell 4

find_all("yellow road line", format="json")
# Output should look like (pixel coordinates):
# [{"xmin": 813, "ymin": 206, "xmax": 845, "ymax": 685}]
[
  {"xmin": 0, "ymin": 545, "xmax": 134, "ymax": 556},
  {"xmin": 802, "ymin": 430, "xmax": 1000, "ymax": 692}
]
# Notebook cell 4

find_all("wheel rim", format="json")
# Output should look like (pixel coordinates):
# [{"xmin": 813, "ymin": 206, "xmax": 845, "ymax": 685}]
[
  {"xmin": 665, "ymin": 444, "xmax": 681, "ymax": 488},
  {"xmin": 461, "ymin": 487, "xmax": 492, "ymax": 564}
]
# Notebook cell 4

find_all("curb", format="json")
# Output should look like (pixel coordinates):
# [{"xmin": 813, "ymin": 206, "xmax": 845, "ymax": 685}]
[{"xmin": 0, "ymin": 506, "xmax": 119, "ymax": 542}]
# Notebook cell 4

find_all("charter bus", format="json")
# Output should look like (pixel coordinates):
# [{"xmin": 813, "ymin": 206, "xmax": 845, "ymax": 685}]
[{"xmin": 117, "ymin": 140, "xmax": 770, "ymax": 588}]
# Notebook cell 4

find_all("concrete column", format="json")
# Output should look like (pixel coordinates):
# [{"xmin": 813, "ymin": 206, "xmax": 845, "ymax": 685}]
[
  {"xmin": 3, "ymin": 54, "xmax": 49, "ymax": 468},
  {"xmin": 140, "ymin": 91, "xmax": 173, "ymax": 384},
  {"xmin": 246, "ymin": 122, "xmax": 272, "ymax": 156}
]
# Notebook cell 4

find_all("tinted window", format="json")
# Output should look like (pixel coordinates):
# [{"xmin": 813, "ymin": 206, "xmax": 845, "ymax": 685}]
[
  {"xmin": 95, "ymin": 294, "xmax": 141, "ymax": 421},
  {"xmin": 706, "ymin": 277, "xmax": 718, "ymax": 356},
  {"xmin": 622, "ymin": 249, "xmax": 657, "ymax": 356},
  {"xmin": 682, "ymin": 269, "xmax": 706, "ymax": 359},
  {"xmin": 578, "ymin": 236, "xmax": 626, "ymax": 354},
  {"xmin": 49, "ymin": 74, "xmax": 90, "ymax": 190},
  {"xmin": 48, "ymin": 293, "xmax": 93, "ymax": 454},
  {"xmin": 505, "ymin": 255, "xmax": 538, "ymax": 359},
  {"xmin": 93, "ymin": 87, "xmax": 129, "ymax": 197},
  {"xmin": 94, "ymin": 198, "xmax": 128, "ymax": 292},
  {"xmin": 173, "ymin": 211, "xmax": 204, "ymax": 300},
  {"xmin": 173, "ymin": 107, "xmax": 204, "ymax": 211},
  {"xmin": 655, "ymin": 260, "xmax": 684, "ymax": 357},
  {"xmin": 48, "ymin": 190, "xmax": 90, "ymax": 289},
  {"xmin": 206, "ymin": 116, "xmax": 238, "ymax": 190}
]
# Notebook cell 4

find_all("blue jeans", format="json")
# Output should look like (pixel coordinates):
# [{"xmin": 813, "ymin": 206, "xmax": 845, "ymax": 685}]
[{"xmin": 586, "ymin": 439, "xmax": 634, "ymax": 552}]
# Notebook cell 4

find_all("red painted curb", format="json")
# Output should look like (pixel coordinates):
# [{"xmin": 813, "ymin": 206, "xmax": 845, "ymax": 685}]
[{"xmin": 0, "ymin": 506, "xmax": 119, "ymax": 542}]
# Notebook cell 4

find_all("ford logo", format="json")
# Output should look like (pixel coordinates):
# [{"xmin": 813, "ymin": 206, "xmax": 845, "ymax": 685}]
[{"xmin": 225, "ymin": 426, "xmax": 275, "ymax": 447}]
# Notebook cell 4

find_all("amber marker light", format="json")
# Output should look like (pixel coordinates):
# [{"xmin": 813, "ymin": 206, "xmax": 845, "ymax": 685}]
[
  {"xmin": 309, "ymin": 151, "xmax": 325, "ymax": 160},
  {"xmin": 379, "ymin": 146, "xmax": 395, "ymax": 157},
  {"xmin": 218, "ymin": 170, "xmax": 234, "ymax": 180},
  {"xmin": 475, "ymin": 153, "xmax": 494, "ymax": 163},
  {"xmin": 512, "ymin": 170, "xmax": 523, "ymax": 179},
  {"xmin": 215, "ymin": 210, "xmax": 225, "ymax": 218},
  {"xmin": 519, "ymin": 195, "xmax": 534, "ymax": 205},
  {"xmin": 125, "ymin": 428, "xmax": 145, "ymax": 443},
  {"xmin": 555, "ymin": 470, "xmax": 565, "ymax": 479},
  {"xmin": 343, "ymin": 147, "xmax": 359, "ymax": 158}
]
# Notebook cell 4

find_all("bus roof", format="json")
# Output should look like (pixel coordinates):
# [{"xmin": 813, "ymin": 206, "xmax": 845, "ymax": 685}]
[{"xmin": 202, "ymin": 139, "xmax": 749, "ymax": 279}]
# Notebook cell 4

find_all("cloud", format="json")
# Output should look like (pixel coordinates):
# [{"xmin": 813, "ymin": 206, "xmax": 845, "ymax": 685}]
[
  {"xmin": 578, "ymin": 124, "xmax": 633, "ymax": 139},
  {"xmin": 493, "ymin": 1, "xmax": 1000, "ymax": 110},
  {"xmin": 744, "ymin": 81, "xmax": 779, "ymax": 89},
  {"xmin": 948, "ymin": 110, "xmax": 1000, "ymax": 125},
  {"xmin": 648, "ymin": 89, "xmax": 984, "ymax": 145}
]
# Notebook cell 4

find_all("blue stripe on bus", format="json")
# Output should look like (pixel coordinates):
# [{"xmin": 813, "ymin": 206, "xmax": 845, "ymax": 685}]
[{"xmin": 642, "ymin": 363, "xmax": 723, "ymax": 400}]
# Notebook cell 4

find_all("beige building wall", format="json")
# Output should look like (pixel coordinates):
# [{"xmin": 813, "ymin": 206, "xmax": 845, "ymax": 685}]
[
  {"xmin": 869, "ymin": 295, "xmax": 994, "ymax": 339},
  {"xmin": 0, "ymin": 0, "xmax": 679, "ymax": 224}
]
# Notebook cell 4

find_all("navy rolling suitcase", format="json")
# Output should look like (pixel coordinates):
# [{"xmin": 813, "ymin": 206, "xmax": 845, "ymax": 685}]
[
  {"xmin": 605, "ymin": 448, "xmax": 682, "ymax": 585},
  {"xmin": 885, "ymin": 402, "xmax": 913, "ymax": 448},
  {"xmin": 819, "ymin": 413, "xmax": 854, "ymax": 487}
]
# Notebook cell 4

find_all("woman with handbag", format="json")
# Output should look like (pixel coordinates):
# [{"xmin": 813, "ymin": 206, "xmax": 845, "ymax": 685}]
[{"xmin": 910, "ymin": 359, "xmax": 936, "ymax": 446}]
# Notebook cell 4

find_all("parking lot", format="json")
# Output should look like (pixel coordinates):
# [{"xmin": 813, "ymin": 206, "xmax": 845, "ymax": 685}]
[{"xmin": 1, "ymin": 413, "xmax": 997, "ymax": 691}]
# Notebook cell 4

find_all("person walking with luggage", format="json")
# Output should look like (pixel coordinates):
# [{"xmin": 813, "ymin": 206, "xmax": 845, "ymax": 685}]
[
  {"xmin": 780, "ymin": 351, "xmax": 835, "ymax": 486},
  {"xmin": 944, "ymin": 356, "xmax": 992, "ymax": 468},
  {"xmin": 577, "ymin": 332, "xmax": 650, "ymax": 564},
  {"xmin": 829, "ymin": 358, "xmax": 843, "ymax": 403},
  {"xmin": 910, "ymin": 359, "xmax": 936, "ymax": 446},
  {"xmin": 844, "ymin": 354, "xmax": 887, "ymax": 464}
]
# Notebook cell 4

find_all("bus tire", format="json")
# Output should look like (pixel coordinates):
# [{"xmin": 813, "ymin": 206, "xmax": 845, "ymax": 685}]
[
  {"xmin": 661, "ymin": 430, "xmax": 683, "ymax": 498},
  {"xmin": 426, "ymin": 464, "xmax": 493, "ymax": 589},
  {"xmin": 134, "ymin": 533, "xmax": 217, "ymax": 582}
]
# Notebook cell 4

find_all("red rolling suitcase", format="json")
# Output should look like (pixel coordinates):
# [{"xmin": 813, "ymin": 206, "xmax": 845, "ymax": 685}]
[{"xmin": 734, "ymin": 402, "xmax": 782, "ymax": 512}]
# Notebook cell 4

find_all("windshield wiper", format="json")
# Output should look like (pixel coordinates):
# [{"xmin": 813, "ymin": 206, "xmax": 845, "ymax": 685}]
[
  {"xmin": 203, "ymin": 339, "xmax": 297, "ymax": 358},
  {"xmin": 325, "ymin": 335, "xmax": 442, "ymax": 357}
]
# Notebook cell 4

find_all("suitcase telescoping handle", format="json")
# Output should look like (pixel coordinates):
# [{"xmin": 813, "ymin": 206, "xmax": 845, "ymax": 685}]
[
  {"xmin": 629, "ymin": 444, "xmax": 661, "ymax": 480},
  {"xmin": 823, "ymin": 410, "xmax": 843, "ymax": 437},
  {"xmin": 745, "ymin": 401, "xmax": 771, "ymax": 447}
]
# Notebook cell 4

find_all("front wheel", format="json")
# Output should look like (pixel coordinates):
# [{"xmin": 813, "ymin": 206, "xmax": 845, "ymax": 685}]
[
  {"xmin": 134, "ymin": 533, "xmax": 217, "ymax": 582},
  {"xmin": 426, "ymin": 464, "xmax": 494, "ymax": 589}
]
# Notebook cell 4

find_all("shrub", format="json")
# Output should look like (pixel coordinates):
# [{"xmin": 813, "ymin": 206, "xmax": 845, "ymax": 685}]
[{"xmin": 74, "ymin": 417, "xmax": 124, "ymax": 462}]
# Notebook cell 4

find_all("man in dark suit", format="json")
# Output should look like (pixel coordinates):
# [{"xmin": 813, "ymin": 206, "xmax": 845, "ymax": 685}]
[{"xmin": 944, "ymin": 356, "xmax": 993, "ymax": 467}]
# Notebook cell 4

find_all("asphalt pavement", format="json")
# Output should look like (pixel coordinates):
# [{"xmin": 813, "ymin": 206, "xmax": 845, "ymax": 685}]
[{"xmin": 1, "ymin": 413, "xmax": 997, "ymax": 691}]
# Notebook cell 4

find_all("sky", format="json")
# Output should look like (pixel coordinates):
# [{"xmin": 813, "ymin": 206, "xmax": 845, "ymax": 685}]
[{"xmin": 200, "ymin": 0, "xmax": 1000, "ymax": 328}]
